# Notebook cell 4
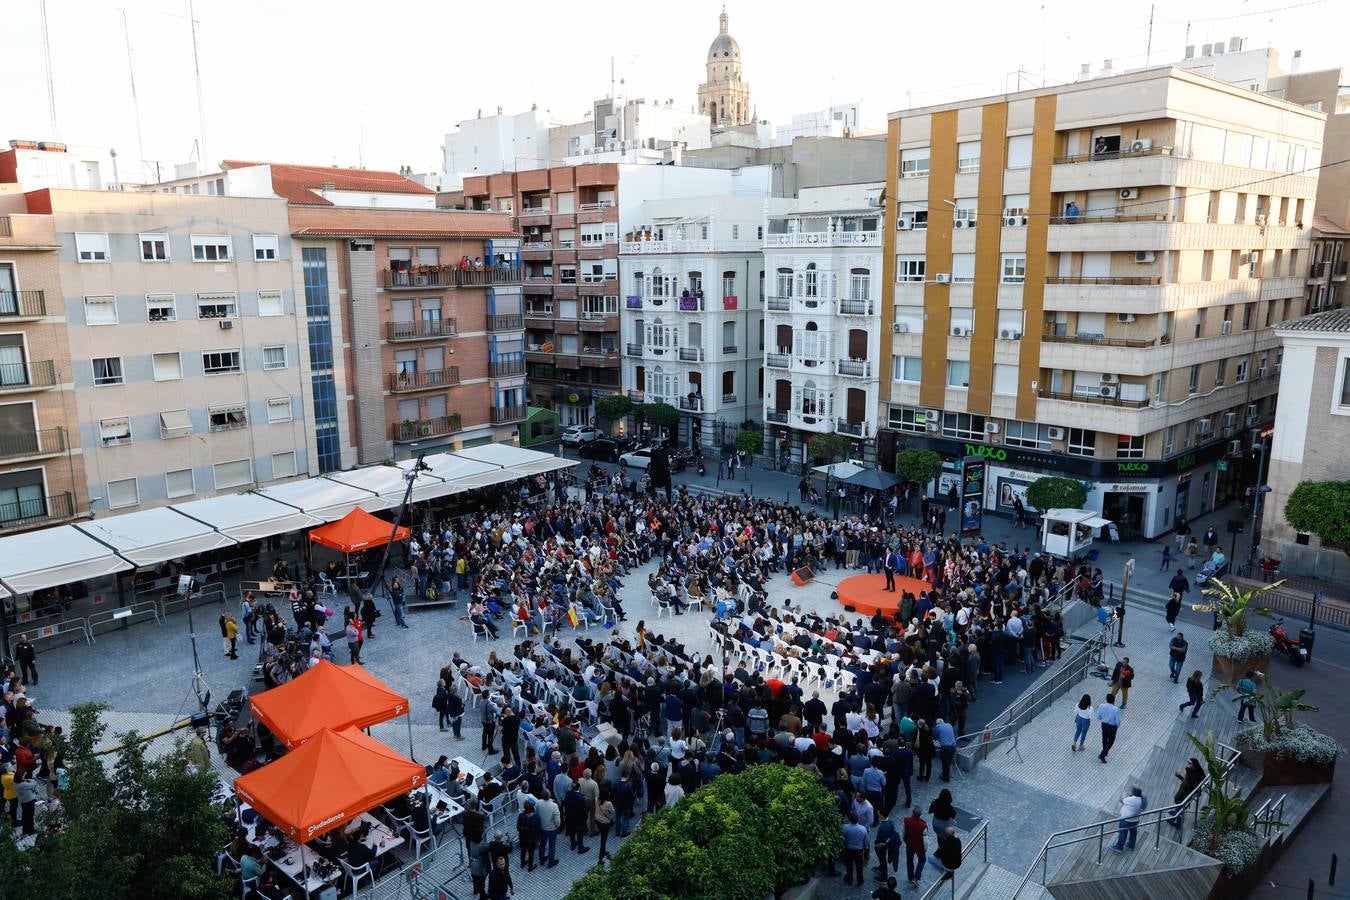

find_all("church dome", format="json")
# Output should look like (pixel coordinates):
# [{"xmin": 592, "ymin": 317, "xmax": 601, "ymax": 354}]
[{"xmin": 707, "ymin": 10, "xmax": 740, "ymax": 60}]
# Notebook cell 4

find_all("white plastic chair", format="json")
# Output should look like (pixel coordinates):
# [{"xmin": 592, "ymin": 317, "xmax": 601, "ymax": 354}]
[
  {"xmin": 685, "ymin": 592, "xmax": 704, "ymax": 614},
  {"xmin": 402, "ymin": 822, "xmax": 438, "ymax": 858},
  {"xmin": 240, "ymin": 873, "xmax": 259, "ymax": 898},
  {"xmin": 339, "ymin": 859, "xmax": 373, "ymax": 895},
  {"xmin": 471, "ymin": 620, "xmax": 491, "ymax": 642},
  {"xmin": 511, "ymin": 616, "xmax": 530, "ymax": 639}
]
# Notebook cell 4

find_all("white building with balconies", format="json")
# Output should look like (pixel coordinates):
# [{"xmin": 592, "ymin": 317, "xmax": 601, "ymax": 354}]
[
  {"xmin": 762, "ymin": 184, "xmax": 885, "ymax": 463},
  {"xmin": 620, "ymin": 195, "xmax": 790, "ymax": 448}
]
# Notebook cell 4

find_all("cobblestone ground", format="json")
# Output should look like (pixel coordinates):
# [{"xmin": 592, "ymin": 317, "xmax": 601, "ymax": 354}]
[{"xmin": 25, "ymin": 484, "xmax": 1255, "ymax": 900}]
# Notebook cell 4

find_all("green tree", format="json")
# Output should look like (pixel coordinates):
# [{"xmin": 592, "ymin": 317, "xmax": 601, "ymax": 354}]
[
  {"xmin": 1025, "ymin": 476, "xmax": 1087, "ymax": 512},
  {"xmin": 1284, "ymin": 480, "xmax": 1350, "ymax": 555},
  {"xmin": 593, "ymin": 393, "xmax": 633, "ymax": 427},
  {"xmin": 639, "ymin": 402, "xmax": 680, "ymax": 432},
  {"xmin": 0, "ymin": 703, "xmax": 232, "ymax": 900},
  {"xmin": 806, "ymin": 432, "xmax": 851, "ymax": 464},
  {"xmin": 733, "ymin": 429, "xmax": 763, "ymax": 456},
  {"xmin": 894, "ymin": 448, "xmax": 943, "ymax": 487},
  {"xmin": 566, "ymin": 765, "xmax": 841, "ymax": 900}
]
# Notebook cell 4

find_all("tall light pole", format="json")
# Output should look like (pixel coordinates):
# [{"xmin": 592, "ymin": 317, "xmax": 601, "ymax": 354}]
[{"xmin": 1249, "ymin": 440, "xmax": 1271, "ymax": 564}]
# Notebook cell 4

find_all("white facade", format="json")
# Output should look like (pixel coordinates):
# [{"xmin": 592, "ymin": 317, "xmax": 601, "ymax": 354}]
[
  {"xmin": 441, "ymin": 108, "xmax": 560, "ymax": 187},
  {"xmin": 4, "ymin": 142, "xmax": 127, "ymax": 191},
  {"xmin": 620, "ymin": 195, "xmax": 789, "ymax": 447},
  {"xmin": 763, "ymin": 184, "xmax": 885, "ymax": 457}
]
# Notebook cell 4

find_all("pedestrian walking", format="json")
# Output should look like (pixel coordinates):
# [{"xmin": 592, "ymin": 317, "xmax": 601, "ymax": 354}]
[
  {"xmin": 1160, "ymin": 543, "xmax": 1172, "ymax": 570},
  {"xmin": 1110, "ymin": 658, "xmax": 1135, "ymax": 708},
  {"xmin": 1168, "ymin": 633, "xmax": 1189, "ymax": 683},
  {"xmin": 1174, "ymin": 516, "xmax": 1191, "ymax": 553},
  {"xmin": 1236, "ymin": 670, "xmax": 1260, "ymax": 722},
  {"xmin": 1071, "ymin": 693, "xmax": 1092, "ymax": 752},
  {"xmin": 1097, "ymin": 694, "xmax": 1121, "ymax": 763},
  {"xmin": 481, "ymin": 695, "xmax": 500, "ymax": 754},
  {"xmin": 873, "ymin": 816, "xmax": 900, "ymax": 883},
  {"xmin": 1109, "ymin": 787, "xmax": 1146, "ymax": 852},
  {"xmin": 902, "ymin": 807, "xmax": 928, "ymax": 888},
  {"xmin": 838, "ymin": 811, "xmax": 869, "ymax": 885},
  {"xmin": 1185, "ymin": 537, "xmax": 1200, "ymax": 569},
  {"xmin": 1168, "ymin": 758, "xmax": 1204, "ymax": 827},
  {"xmin": 14, "ymin": 636, "xmax": 37, "ymax": 685},
  {"xmin": 1178, "ymin": 670, "xmax": 1205, "ymax": 718},
  {"xmin": 391, "ymin": 576, "xmax": 409, "ymax": 628}
]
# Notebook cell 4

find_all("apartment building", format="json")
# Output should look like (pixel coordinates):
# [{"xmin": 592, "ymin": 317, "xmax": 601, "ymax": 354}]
[
  {"xmin": 0, "ymin": 189, "xmax": 88, "ymax": 533},
  {"xmin": 620, "ymin": 195, "xmax": 785, "ymax": 448},
  {"xmin": 1265, "ymin": 309, "xmax": 1350, "ymax": 577},
  {"xmin": 763, "ymin": 184, "xmax": 885, "ymax": 462},
  {"xmin": 29, "ymin": 188, "xmax": 312, "ymax": 515},
  {"xmin": 879, "ymin": 66, "xmax": 1324, "ymax": 538}
]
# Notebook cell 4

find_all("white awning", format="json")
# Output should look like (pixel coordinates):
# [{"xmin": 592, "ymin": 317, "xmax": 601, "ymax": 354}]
[
  {"xmin": 1080, "ymin": 516, "xmax": 1114, "ymax": 529},
  {"xmin": 171, "ymin": 493, "xmax": 325, "ymax": 542},
  {"xmin": 257, "ymin": 477, "xmax": 390, "ymax": 522},
  {"xmin": 324, "ymin": 465, "xmax": 450, "ymax": 506},
  {"xmin": 0, "ymin": 526, "xmax": 133, "ymax": 597},
  {"xmin": 74, "ymin": 507, "xmax": 237, "ymax": 568},
  {"xmin": 405, "ymin": 453, "xmax": 504, "ymax": 497},
  {"xmin": 452, "ymin": 443, "xmax": 553, "ymax": 468},
  {"xmin": 451, "ymin": 468, "xmax": 528, "ymax": 491},
  {"xmin": 514, "ymin": 456, "xmax": 577, "ymax": 476},
  {"xmin": 812, "ymin": 461, "xmax": 865, "ymax": 480}
]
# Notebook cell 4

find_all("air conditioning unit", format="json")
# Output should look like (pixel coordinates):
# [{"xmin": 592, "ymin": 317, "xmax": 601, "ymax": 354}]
[
  {"xmin": 926, "ymin": 421, "xmax": 940, "ymax": 432},
  {"xmin": 1228, "ymin": 439, "xmax": 1244, "ymax": 456},
  {"xmin": 952, "ymin": 219, "xmax": 967, "ymax": 229},
  {"xmin": 985, "ymin": 422, "xmax": 1001, "ymax": 434},
  {"xmin": 1134, "ymin": 251, "xmax": 1156, "ymax": 264},
  {"xmin": 1099, "ymin": 384, "xmax": 1118, "ymax": 398},
  {"xmin": 1256, "ymin": 366, "xmax": 1267, "ymax": 378},
  {"xmin": 219, "ymin": 320, "xmax": 233, "ymax": 330},
  {"xmin": 1119, "ymin": 188, "xmax": 1140, "ymax": 200},
  {"xmin": 1223, "ymin": 412, "xmax": 1237, "ymax": 428},
  {"xmin": 926, "ymin": 409, "xmax": 941, "ymax": 421},
  {"xmin": 934, "ymin": 273, "xmax": 951, "ymax": 284},
  {"xmin": 1130, "ymin": 139, "xmax": 1153, "ymax": 153},
  {"xmin": 1197, "ymin": 418, "xmax": 1213, "ymax": 434},
  {"xmin": 1003, "ymin": 216, "xmax": 1020, "ymax": 227},
  {"xmin": 1246, "ymin": 404, "xmax": 1259, "ymax": 418},
  {"xmin": 1018, "ymin": 216, "xmax": 1029, "ymax": 226},
  {"xmin": 1246, "ymin": 414, "xmax": 1259, "ymax": 428},
  {"xmin": 1239, "ymin": 253, "xmax": 1252, "ymax": 266},
  {"xmin": 1100, "ymin": 373, "xmax": 1119, "ymax": 384},
  {"xmin": 952, "ymin": 326, "xmax": 971, "ymax": 336},
  {"xmin": 897, "ymin": 219, "xmax": 912, "ymax": 231},
  {"xmin": 1117, "ymin": 313, "xmax": 1136, "ymax": 323},
  {"xmin": 1221, "ymin": 320, "xmax": 1233, "ymax": 335},
  {"xmin": 892, "ymin": 323, "xmax": 909, "ymax": 333},
  {"xmin": 1047, "ymin": 426, "xmax": 1066, "ymax": 440},
  {"xmin": 1000, "ymin": 329, "xmax": 1013, "ymax": 339}
]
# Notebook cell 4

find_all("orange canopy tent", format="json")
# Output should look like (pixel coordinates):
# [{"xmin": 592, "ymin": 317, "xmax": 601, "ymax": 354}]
[
  {"xmin": 249, "ymin": 659, "xmax": 410, "ymax": 749},
  {"xmin": 234, "ymin": 726, "xmax": 425, "ymax": 840},
  {"xmin": 308, "ymin": 506, "xmax": 409, "ymax": 553}
]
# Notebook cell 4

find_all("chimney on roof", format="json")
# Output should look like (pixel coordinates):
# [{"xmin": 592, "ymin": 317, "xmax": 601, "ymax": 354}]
[
  {"xmin": 1078, "ymin": 63, "xmax": 1091, "ymax": 81},
  {"xmin": 477, "ymin": 108, "xmax": 482, "ymax": 119},
  {"xmin": 1291, "ymin": 49, "xmax": 1302, "ymax": 73},
  {"xmin": 1101, "ymin": 59, "xmax": 1114, "ymax": 76},
  {"xmin": 1229, "ymin": 36, "xmax": 1243, "ymax": 52},
  {"xmin": 321, "ymin": 181, "xmax": 335, "ymax": 191},
  {"xmin": 1184, "ymin": 45, "xmax": 1195, "ymax": 59},
  {"xmin": 496, "ymin": 106, "xmax": 502, "ymax": 115}
]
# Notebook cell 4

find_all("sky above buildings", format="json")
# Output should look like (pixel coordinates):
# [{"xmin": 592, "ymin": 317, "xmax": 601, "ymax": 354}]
[{"xmin": 0, "ymin": 0, "xmax": 1341, "ymax": 180}]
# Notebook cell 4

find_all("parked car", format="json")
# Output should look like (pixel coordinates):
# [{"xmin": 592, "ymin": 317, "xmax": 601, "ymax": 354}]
[
  {"xmin": 619, "ymin": 445, "xmax": 686, "ymax": 472},
  {"xmin": 579, "ymin": 438, "xmax": 625, "ymax": 462},
  {"xmin": 560, "ymin": 424, "xmax": 602, "ymax": 447}
]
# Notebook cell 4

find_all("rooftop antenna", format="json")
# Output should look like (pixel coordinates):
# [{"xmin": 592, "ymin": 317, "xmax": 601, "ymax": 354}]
[
  {"xmin": 186, "ymin": 0, "xmax": 209, "ymax": 172},
  {"xmin": 39, "ymin": 0, "xmax": 60, "ymax": 138},
  {"xmin": 1145, "ymin": 3, "xmax": 1156, "ymax": 67},
  {"xmin": 121, "ymin": 10, "xmax": 148, "ymax": 182}
]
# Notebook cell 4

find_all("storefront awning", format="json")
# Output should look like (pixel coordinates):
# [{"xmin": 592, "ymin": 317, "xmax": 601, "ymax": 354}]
[
  {"xmin": 258, "ymin": 477, "xmax": 390, "ymax": 522},
  {"xmin": 324, "ymin": 465, "xmax": 449, "ymax": 507},
  {"xmin": 0, "ymin": 526, "xmax": 133, "ymax": 597},
  {"xmin": 171, "ymin": 493, "xmax": 324, "ymax": 542},
  {"xmin": 74, "ymin": 507, "xmax": 236, "ymax": 568}
]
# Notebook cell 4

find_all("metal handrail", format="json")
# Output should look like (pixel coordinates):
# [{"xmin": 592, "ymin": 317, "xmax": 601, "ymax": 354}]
[
  {"xmin": 1010, "ymin": 740, "xmax": 1241, "ymax": 898},
  {"xmin": 919, "ymin": 820, "xmax": 989, "ymax": 900}
]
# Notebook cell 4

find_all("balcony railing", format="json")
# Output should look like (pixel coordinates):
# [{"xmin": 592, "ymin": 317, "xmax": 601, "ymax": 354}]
[
  {"xmin": 837, "ymin": 358, "xmax": 872, "ymax": 377},
  {"xmin": 1310, "ymin": 261, "xmax": 1332, "ymax": 279},
  {"xmin": 457, "ymin": 267, "xmax": 522, "ymax": 286},
  {"xmin": 523, "ymin": 241, "xmax": 552, "ymax": 250},
  {"xmin": 1037, "ymin": 388, "xmax": 1150, "ymax": 408},
  {"xmin": 0, "ymin": 491, "xmax": 74, "ymax": 533},
  {"xmin": 488, "ymin": 314, "xmax": 524, "ymax": 331},
  {"xmin": 580, "ymin": 273, "xmax": 615, "ymax": 284},
  {"xmin": 764, "ymin": 230, "xmax": 880, "ymax": 248},
  {"xmin": 620, "ymin": 239, "xmax": 714, "ymax": 254},
  {"xmin": 489, "ymin": 358, "xmax": 527, "ymax": 378},
  {"xmin": 0, "ymin": 360, "xmax": 57, "ymax": 392},
  {"xmin": 1045, "ymin": 275, "xmax": 1162, "ymax": 286},
  {"xmin": 625, "ymin": 343, "xmax": 643, "ymax": 357},
  {"xmin": 387, "ymin": 319, "xmax": 457, "ymax": 341},
  {"xmin": 838, "ymin": 299, "xmax": 874, "ymax": 316},
  {"xmin": 678, "ymin": 347, "xmax": 704, "ymax": 362},
  {"xmin": 721, "ymin": 393, "xmax": 737, "ymax": 405},
  {"xmin": 1041, "ymin": 331, "xmax": 1156, "ymax": 348},
  {"xmin": 579, "ymin": 200, "xmax": 614, "ymax": 211},
  {"xmin": 836, "ymin": 419, "xmax": 867, "ymax": 437},
  {"xmin": 677, "ymin": 295, "xmax": 703, "ymax": 311},
  {"xmin": 1335, "ymin": 260, "xmax": 1349, "ymax": 279},
  {"xmin": 0, "ymin": 290, "xmax": 47, "ymax": 318},
  {"xmin": 385, "ymin": 269, "xmax": 454, "ymax": 289},
  {"xmin": 389, "ymin": 367, "xmax": 461, "ymax": 392},
  {"xmin": 491, "ymin": 404, "xmax": 528, "ymax": 425},
  {"xmin": 766, "ymin": 296, "xmax": 791, "ymax": 311},
  {"xmin": 766, "ymin": 409, "xmax": 789, "ymax": 424},
  {"xmin": 1052, "ymin": 145, "xmax": 1171, "ymax": 165},
  {"xmin": 722, "ymin": 345, "xmax": 738, "ymax": 355},
  {"xmin": 520, "ymin": 206, "xmax": 552, "ymax": 217},
  {"xmin": 392, "ymin": 414, "xmax": 463, "ymax": 442},
  {"xmin": 679, "ymin": 396, "xmax": 704, "ymax": 412},
  {"xmin": 1049, "ymin": 213, "xmax": 1169, "ymax": 225},
  {"xmin": 0, "ymin": 426, "xmax": 66, "ymax": 461},
  {"xmin": 766, "ymin": 352, "xmax": 791, "ymax": 369}
]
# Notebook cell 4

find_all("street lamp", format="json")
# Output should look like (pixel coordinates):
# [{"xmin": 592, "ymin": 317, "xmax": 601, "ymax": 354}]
[{"xmin": 1248, "ymin": 440, "xmax": 1272, "ymax": 564}]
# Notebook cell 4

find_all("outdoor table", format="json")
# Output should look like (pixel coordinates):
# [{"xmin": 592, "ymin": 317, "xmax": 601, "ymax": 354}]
[{"xmin": 417, "ymin": 783, "xmax": 465, "ymax": 828}]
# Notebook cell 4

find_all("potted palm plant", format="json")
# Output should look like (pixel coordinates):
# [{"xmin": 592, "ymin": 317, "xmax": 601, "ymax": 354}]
[
  {"xmin": 1216, "ymin": 677, "xmax": 1343, "ymax": 785},
  {"xmin": 1192, "ymin": 578, "xmax": 1275, "ymax": 684},
  {"xmin": 1186, "ymin": 732, "xmax": 1282, "ymax": 893}
]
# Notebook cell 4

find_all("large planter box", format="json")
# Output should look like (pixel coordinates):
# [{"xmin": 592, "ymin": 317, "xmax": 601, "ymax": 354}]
[
  {"xmin": 1206, "ymin": 862, "xmax": 1261, "ymax": 899},
  {"xmin": 1212, "ymin": 652, "xmax": 1270, "ymax": 685},
  {"xmin": 1261, "ymin": 753, "xmax": 1335, "ymax": 786}
]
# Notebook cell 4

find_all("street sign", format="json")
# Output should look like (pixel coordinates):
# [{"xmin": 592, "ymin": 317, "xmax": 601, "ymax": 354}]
[{"xmin": 1216, "ymin": 460, "xmax": 1228, "ymax": 472}]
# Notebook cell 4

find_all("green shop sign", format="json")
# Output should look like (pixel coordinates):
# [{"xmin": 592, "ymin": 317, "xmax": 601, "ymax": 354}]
[{"xmin": 963, "ymin": 443, "xmax": 1008, "ymax": 462}]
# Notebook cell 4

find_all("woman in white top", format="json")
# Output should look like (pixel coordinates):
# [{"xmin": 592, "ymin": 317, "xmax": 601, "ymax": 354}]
[{"xmin": 1072, "ymin": 693, "xmax": 1094, "ymax": 752}]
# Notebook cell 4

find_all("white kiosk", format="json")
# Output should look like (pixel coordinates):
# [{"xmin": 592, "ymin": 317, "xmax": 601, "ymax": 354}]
[{"xmin": 1040, "ymin": 508, "xmax": 1113, "ymax": 561}]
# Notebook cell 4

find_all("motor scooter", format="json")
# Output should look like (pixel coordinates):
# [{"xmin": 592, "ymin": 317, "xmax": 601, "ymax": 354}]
[{"xmin": 1270, "ymin": 618, "xmax": 1308, "ymax": 666}]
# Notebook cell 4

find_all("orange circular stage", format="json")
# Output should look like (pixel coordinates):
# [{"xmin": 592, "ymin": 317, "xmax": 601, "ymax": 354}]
[{"xmin": 835, "ymin": 573, "xmax": 933, "ymax": 617}]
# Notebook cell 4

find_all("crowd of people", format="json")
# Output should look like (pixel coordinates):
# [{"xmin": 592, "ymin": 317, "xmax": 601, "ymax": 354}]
[{"xmin": 0, "ymin": 661, "xmax": 64, "ymax": 841}]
